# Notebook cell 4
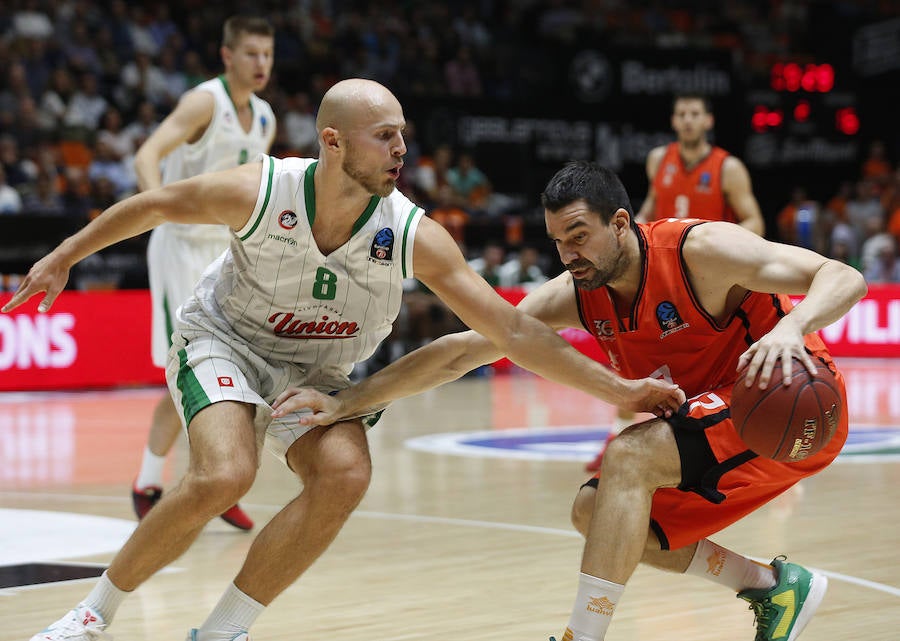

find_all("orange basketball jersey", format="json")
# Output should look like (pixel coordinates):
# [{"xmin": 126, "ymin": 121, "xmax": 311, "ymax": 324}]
[
  {"xmin": 651, "ymin": 143, "xmax": 734, "ymax": 222},
  {"xmin": 574, "ymin": 219, "xmax": 835, "ymax": 398}
]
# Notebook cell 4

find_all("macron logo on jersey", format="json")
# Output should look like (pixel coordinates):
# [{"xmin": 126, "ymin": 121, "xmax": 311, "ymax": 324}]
[{"xmin": 267, "ymin": 312, "xmax": 360, "ymax": 339}]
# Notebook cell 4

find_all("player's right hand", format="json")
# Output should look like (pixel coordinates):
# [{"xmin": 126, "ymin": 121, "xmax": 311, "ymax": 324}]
[
  {"xmin": 0, "ymin": 254, "xmax": 71, "ymax": 314},
  {"xmin": 271, "ymin": 386, "xmax": 346, "ymax": 426}
]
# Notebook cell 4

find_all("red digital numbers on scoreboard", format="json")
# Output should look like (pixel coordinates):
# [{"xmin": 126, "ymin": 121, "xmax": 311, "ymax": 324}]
[{"xmin": 770, "ymin": 62, "xmax": 835, "ymax": 93}]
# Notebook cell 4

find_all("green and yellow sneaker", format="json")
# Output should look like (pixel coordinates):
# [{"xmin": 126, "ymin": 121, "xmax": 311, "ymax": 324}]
[{"xmin": 737, "ymin": 556, "xmax": 828, "ymax": 641}]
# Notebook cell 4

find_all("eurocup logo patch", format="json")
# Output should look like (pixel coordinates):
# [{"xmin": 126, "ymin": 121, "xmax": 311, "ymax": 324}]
[
  {"xmin": 697, "ymin": 171, "xmax": 712, "ymax": 192},
  {"xmin": 370, "ymin": 227, "xmax": 394, "ymax": 264},
  {"xmin": 656, "ymin": 300, "xmax": 689, "ymax": 338},
  {"xmin": 279, "ymin": 210, "xmax": 298, "ymax": 230}
]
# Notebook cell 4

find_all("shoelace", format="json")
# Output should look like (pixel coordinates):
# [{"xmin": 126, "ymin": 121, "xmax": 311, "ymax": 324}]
[
  {"xmin": 745, "ymin": 599, "xmax": 772, "ymax": 641},
  {"xmin": 53, "ymin": 613, "xmax": 108, "ymax": 640}
]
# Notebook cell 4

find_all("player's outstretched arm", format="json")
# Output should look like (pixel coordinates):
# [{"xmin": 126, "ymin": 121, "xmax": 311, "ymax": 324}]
[
  {"xmin": 412, "ymin": 218, "xmax": 684, "ymax": 412},
  {"xmin": 1, "ymin": 162, "xmax": 263, "ymax": 314}
]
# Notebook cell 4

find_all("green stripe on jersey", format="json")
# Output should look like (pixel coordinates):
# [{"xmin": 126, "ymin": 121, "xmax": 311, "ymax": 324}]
[
  {"xmin": 352, "ymin": 196, "xmax": 381, "ymax": 235},
  {"xmin": 304, "ymin": 161, "xmax": 317, "ymax": 226},
  {"xmin": 239, "ymin": 156, "xmax": 275, "ymax": 241},
  {"xmin": 401, "ymin": 206, "xmax": 420, "ymax": 278},
  {"xmin": 176, "ymin": 347, "xmax": 211, "ymax": 428},
  {"xmin": 163, "ymin": 293, "xmax": 173, "ymax": 350}
]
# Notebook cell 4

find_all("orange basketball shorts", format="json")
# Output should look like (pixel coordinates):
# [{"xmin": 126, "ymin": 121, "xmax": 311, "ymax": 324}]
[{"xmin": 586, "ymin": 371, "xmax": 849, "ymax": 550}]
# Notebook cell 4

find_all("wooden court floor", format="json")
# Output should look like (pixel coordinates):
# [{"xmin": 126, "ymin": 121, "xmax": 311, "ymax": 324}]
[{"xmin": 1, "ymin": 357, "xmax": 899, "ymax": 641}]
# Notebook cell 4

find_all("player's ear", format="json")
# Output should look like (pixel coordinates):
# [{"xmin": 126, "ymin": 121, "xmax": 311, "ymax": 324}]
[
  {"xmin": 612, "ymin": 208, "xmax": 631, "ymax": 235},
  {"xmin": 320, "ymin": 127, "xmax": 340, "ymax": 153}
]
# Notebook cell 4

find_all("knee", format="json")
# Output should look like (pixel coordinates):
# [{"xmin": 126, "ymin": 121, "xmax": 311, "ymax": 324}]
[
  {"xmin": 570, "ymin": 486, "xmax": 595, "ymax": 537},
  {"xmin": 185, "ymin": 463, "xmax": 256, "ymax": 509},
  {"xmin": 601, "ymin": 419, "xmax": 676, "ymax": 487},
  {"xmin": 301, "ymin": 447, "xmax": 372, "ymax": 505}
]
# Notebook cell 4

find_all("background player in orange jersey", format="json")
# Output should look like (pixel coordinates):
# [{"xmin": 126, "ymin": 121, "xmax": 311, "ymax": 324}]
[
  {"xmin": 637, "ymin": 93, "xmax": 764, "ymax": 234},
  {"xmin": 275, "ymin": 161, "xmax": 866, "ymax": 641},
  {"xmin": 584, "ymin": 93, "xmax": 769, "ymax": 472}
]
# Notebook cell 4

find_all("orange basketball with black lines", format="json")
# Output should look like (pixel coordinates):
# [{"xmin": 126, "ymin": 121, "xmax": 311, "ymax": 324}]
[{"xmin": 731, "ymin": 358, "xmax": 841, "ymax": 462}]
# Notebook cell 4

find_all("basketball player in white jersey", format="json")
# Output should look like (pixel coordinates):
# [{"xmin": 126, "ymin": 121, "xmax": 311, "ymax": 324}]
[
  {"xmin": 132, "ymin": 16, "xmax": 276, "ymax": 531},
  {"xmin": 6, "ymin": 79, "xmax": 682, "ymax": 641}
]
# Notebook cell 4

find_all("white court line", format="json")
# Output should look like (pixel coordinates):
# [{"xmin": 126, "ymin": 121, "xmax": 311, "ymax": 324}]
[{"xmin": 3, "ymin": 491, "xmax": 899, "ymax": 599}]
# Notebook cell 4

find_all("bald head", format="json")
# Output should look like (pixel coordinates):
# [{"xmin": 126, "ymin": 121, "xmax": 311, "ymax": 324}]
[{"xmin": 316, "ymin": 79, "xmax": 402, "ymax": 134}]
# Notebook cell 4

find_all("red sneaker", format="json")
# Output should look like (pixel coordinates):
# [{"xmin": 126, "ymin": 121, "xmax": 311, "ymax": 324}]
[
  {"xmin": 220, "ymin": 504, "xmax": 254, "ymax": 531},
  {"xmin": 584, "ymin": 430, "xmax": 617, "ymax": 473},
  {"xmin": 131, "ymin": 482, "xmax": 163, "ymax": 520}
]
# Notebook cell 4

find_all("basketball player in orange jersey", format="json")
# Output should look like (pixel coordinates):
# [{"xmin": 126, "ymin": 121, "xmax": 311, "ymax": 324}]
[
  {"xmin": 582, "ymin": 94, "xmax": 768, "ymax": 472},
  {"xmin": 275, "ymin": 161, "xmax": 866, "ymax": 641}
]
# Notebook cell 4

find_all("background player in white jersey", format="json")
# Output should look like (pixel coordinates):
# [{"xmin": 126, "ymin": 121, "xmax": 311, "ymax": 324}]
[
  {"xmin": 5, "ymin": 79, "xmax": 682, "ymax": 641},
  {"xmin": 132, "ymin": 15, "xmax": 276, "ymax": 531}
]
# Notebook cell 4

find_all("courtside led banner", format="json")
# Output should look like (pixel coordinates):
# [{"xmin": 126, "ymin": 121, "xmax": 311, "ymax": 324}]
[
  {"xmin": 0, "ymin": 291, "xmax": 164, "ymax": 391},
  {"xmin": 0, "ymin": 285, "xmax": 897, "ymax": 391}
]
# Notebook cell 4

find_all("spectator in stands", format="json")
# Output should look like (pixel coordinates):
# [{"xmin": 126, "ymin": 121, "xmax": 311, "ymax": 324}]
[
  {"xmin": 776, "ymin": 186, "xmax": 823, "ymax": 252},
  {"xmin": 62, "ymin": 19, "xmax": 103, "ymax": 76},
  {"xmin": 453, "ymin": 5, "xmax": 492, "ymax": 52},
  {"xmin": 846, "ymin": 179, "xmax": 886, "ymax": 244},
  {"xmin": 0, "ymin": 166, "xmax": 23, "ymax": 215},
  {"xmin": 282, "ymin": 91, "xmax": 319, "ymax": 157},
  {"xmin": 0, "ymin": 63, "xmax": 32, "ymax": 132},
  {"xmin": 468, "ymin": 241, "xmax": 506, "ymax": 287},
  {"xmin": 0, "ymin": 136, "xmax": 31, "ymax": 190},
  {"xmin": 863, "ymin": 236, "xmax": 900, "ymax": 283},
  {"xmin": 87, "ymin": 137, "xmax": 136, "ymax": 199},
  {"xmin": 97, "ymin": 107, "xmax": 136, "ymax": 160},
  {"xmin": 429, "ymin": 187, "xmax": 470, "ymax": 245},
  {"xmin": 861, "ymin": 139, "xmax": 892, "ymax": 191},
  {"xmin": 63, "ymin": 71, "xmax": 109, "ymax": 133},
  {"xmin": 121, "ymin": 100, "xmax": 160, "ymax": 150},
  {"xmin": 37, "ymin": 67, "xmax": 77, "ymax": 134},
  {"xmin": 119, "ymin": 50, "xmax": 169, "ymax": 110},
  {"xmin": 498, "ymin": 246, "xmax": 548, "ymax": 289},
  {"xmin": 444, "ymin": 45, "xmax": 483, "ymax": 97},
  {"xmin": 11, "ymin": 0, "xmax": 55, "ymax": 41},
  {"xmin": 447, "ymin": 150, "xmax": 492, "ymax": 213},
  {"xmin": 183, "ymin": 50, "xmax": 209, "ymax": 89},
  {"xmin": 880, "ymin": 166, "xmax": 900, "ymax": 222},
  {"xmin": 22, "ymin": 171, "xmax": 66, "ymax": 216},
  {"xmin": 157, "ymin": 48, "xmax": 189, "ymax": 110},
  {"xmin": 415, "ymin": 144, "xmax": 456, "ymax": 207}
]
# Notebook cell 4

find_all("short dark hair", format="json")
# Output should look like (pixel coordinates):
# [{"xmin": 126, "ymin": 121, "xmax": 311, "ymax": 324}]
[
  {"xmin": 672, "ymin": 93, "xmax": 713, "ymax": 114},
  {"xmin": 541, "ymin": 161, "xmax": 635, "ymax": 229},
  {"xmin": 223, "ymin": 16, "xmax": 274, "ymax": 49}
]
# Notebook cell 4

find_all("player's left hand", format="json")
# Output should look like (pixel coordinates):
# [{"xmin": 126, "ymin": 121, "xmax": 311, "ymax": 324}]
[
  {"xmin": 621, "ymin": 378, "xmax": 686, "ymax": 417},
  {"xmin": 271, "ymin": 387, "xmax": 345, "ymax": 426},
  {"xmin": 737, "ymin": 316, "xmax": 817, "ymax": 388}
]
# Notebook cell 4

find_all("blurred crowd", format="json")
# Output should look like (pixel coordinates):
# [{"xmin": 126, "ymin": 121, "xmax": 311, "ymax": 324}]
[
  {"xmin": 777, "ymin": 139, "xmax": 900, "ymax": 284},
  {"xmin": 0, "ymin": 0, "xmax": 898, "ymax": 356}
]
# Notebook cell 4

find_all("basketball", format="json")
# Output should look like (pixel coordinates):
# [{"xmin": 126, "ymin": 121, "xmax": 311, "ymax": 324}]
[{"xmin": 731, "ymin": 358, "xmax": 842, "ymax": 462}]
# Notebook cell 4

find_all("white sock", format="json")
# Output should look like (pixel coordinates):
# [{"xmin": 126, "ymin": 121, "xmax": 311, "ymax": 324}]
[
  {"xmin": 685, "ymin": 539, "xmax": 777, "ymax": 592},
  {"xmin": 81, "ymin": 571, "xmax": 129, "ymax": 624},
  {"xmin": 135, "ymin": 446, "xmax": 166, "ymax": 489},
  {"xmin": 562, "ymin": 573, "xmax": 624, "ymax": 641},
  {"xmin": 197, "ymin": 583, "xmax": 265, "ymax": 640}
]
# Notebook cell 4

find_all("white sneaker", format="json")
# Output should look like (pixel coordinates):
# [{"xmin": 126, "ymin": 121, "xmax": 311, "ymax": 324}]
[
  {"xmin": 31, "ymin": 606, "xmax": 110, "ymax": 641},
  {"xmin": 185, "ymin": 629, "xmax": 249, "ymax": 641}
]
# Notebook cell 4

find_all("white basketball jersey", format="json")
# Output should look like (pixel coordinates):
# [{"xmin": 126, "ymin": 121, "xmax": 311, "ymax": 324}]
[
  {"xmin": 181, "ymin": 156, "xmax": 425, "ymax": 372},
  {"xmin": 162, "ymin": 76, "xmax": 276, "ymax": 239}
]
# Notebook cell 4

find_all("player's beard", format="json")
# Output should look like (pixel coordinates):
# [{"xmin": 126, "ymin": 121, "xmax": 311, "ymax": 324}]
[
  {"xmin": 567, "ymin": 247, "xmax": 628, "ymax": 291},
  {"xmin": 342, "ymin": 144, "xmax": 396, "ymax": 197}
]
